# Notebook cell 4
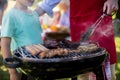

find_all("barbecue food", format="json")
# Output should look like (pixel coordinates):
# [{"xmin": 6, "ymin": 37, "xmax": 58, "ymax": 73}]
[
  {"xmin": 25, "ymin": 41, "xmax": 99, "ymax": 58},
  {"xmin": 25, "ymin": 44, "xmax": 49, "ymax": 56},
  {"xmin": 77, "ymin": 43, "xmax": 99, "ymax": 52},
  {"xmin": 38, "ymin": 43, "xmax": 99, "ymax": 58},
  {"xmin": 39, "ymin": 48, "xmax": 69, "ymax": 58}
]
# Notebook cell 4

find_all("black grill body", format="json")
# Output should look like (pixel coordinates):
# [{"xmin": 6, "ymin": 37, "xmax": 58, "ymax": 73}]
[{"xmin": 4, "ymin": 47, "xmax": 107, "ymax": 80}]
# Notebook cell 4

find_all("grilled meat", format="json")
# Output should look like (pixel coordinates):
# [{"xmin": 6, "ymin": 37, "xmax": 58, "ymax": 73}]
[
  {"xmin": 38, "ymin": 44, "xmax": 98, "ymax": 58},
  {"xmin": 77, "ymin": 44, "xmax": 98, "ymax": 52},
  {"xmin": 25, "ymin": 44, "xmax": 49, "ymax": 56},
  {"xmin": 39, "ymin": 48, "xmax": 69, "ymax": 58},
  {"xmin": 25, "ymin": 42, "xmax": 98, "ymax": 58}
]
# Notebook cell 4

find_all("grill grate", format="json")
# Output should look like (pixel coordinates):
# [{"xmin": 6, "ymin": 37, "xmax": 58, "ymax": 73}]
[{"xmin": 13, "ymin": 47, "xmax": 104, "ymax": 62}]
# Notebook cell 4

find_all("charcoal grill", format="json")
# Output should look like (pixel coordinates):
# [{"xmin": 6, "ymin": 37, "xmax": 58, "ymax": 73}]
[{"xmin": 4, "ymin": 45, "xmax": 107, "ymax": 80}]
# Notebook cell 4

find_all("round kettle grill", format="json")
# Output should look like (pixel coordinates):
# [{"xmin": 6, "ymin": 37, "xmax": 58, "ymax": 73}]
[{"xmin": 4, "ymin": 41, "xmax": 107, "ymax": 80}]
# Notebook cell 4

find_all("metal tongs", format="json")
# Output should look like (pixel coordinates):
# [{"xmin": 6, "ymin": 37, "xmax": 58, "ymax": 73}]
[
  {"xmin": 80, "ymin": 11, "xmax": 117, "ymax": 42},
  {"xmin": 80, "ymin": 13, "xmax": 107, "ymax": 42}
]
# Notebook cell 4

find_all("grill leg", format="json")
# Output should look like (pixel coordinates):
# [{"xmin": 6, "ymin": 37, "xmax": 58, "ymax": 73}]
[{"xmin": 93, "ymin": 65, "xmax": 106, "ymax": 80}]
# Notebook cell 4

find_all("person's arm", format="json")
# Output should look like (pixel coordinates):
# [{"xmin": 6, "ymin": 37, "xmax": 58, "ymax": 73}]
[
  {"xmin": 1, "ymin": 37, "xmax": 21, "ymax": 80},
  {"xmin": 1, "ymin": 37, "xmax": 11, "ymax": 60},
  {"xmin": 1, "ymin": 10, "xmax": 21, "ymax": 80},
  {"xmin": 103, "ymin": 0, "xmax": 118, "ymax": 15},
  {"xmin": 35, "ymin": 0, "xmax": 60, "ymax": 17}
]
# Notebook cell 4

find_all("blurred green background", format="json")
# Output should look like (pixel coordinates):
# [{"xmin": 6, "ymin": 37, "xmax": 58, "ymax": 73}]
[{"xmin": 0, "ymin": 0, "xmax": 120, "ymax": 80}]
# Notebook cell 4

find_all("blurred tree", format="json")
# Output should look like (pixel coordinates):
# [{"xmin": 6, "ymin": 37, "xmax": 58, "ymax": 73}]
[
  {"xmin": 113, "ymin": 1, "xmax": 120, "ymax": 36},
  {"xmin": 116, "ymin": 0, "xmax": 120, "ymax": 20}
]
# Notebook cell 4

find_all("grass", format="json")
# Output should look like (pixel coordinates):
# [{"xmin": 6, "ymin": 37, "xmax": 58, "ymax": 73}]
[
  {"xmin": 115, "ymin": 37, "xmax": 120, "ymax": 80},
  {"xmin": 113, "ymin": 19, "xmax": 120, "ymax": 80}
]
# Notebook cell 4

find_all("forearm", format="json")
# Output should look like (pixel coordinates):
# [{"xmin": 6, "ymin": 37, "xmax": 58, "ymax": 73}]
[
  {"xmin": 1, "ymin": 37, "xmax": 11, "ymax": 58},
  {"xmin": 1, "ymin": 38, "xmax": 12, "ymax": 59},
  {"xmin": 1, "ymin": 38, "xmax": 18, "ymax": 80},
  {"xmin": 36, "ymin": 0, "xmax": 60, "ymax": 17},
  {"xmin": 1, "ymin": 45, "xmax": 15, "ymax": 73}
]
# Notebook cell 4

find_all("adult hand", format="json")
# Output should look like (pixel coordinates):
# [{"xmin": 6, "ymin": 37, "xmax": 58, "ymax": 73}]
[{"xmin": 103, "ymin": 0, "xmax": 118, "ymax": 15}]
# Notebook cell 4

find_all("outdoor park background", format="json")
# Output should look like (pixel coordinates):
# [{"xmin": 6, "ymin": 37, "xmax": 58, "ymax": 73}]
[{"xmin": 0, "ymin": 0, "xmax": 120, "ymax": 80}]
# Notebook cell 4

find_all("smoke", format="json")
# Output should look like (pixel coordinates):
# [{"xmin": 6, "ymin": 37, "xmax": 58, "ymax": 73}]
[{"xmin": 97, "ymin": 24, "xmax": 113, "ymax": 37}]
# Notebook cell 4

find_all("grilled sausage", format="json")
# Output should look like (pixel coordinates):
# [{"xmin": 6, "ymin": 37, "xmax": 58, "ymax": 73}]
[
  {"xmin": 37, "ymin": 44, "xmax": 49, "ymax": 51},
  {"xmin": 38, "ymin": 48, "xmax": 70, "ymax": 58},
  {"xmin": 77, "ymin": 44, "xmax": 98, "ymax": 52},
  {"xmin": 25, "ymin": 44, "xmax": 49, "ymax": 56},
  {"xmin": 25, "ymin": 46, "xmax": 39, "ymax": 55}
]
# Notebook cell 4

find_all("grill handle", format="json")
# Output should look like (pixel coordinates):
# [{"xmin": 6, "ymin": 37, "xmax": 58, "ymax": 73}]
[{"xmin": 4, "ymin": 57, "xmax": 22, "ymax": 68}]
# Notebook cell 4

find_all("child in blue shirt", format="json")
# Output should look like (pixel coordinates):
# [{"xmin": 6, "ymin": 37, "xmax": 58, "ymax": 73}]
[{"xmin": 1, "ymin": 0, "xmax": 60, "ymax": 80}]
